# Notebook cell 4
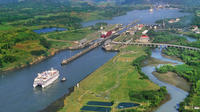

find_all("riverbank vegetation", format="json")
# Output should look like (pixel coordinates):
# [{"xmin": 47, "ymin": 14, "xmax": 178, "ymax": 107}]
[
  {"xmin": 153, "ymin": 71, "xmax": 190, "ymax": 92},
  {"xmin": 0, "ymin": 1, "xmax": 148, "ymax": 30},
  {"xmin": 0, "ymin": 22, "xmax": 116, "ymax": 71},
  {"xmin": 132, "ymin": 48, "xmax": 151, "ymax": 79},
  {"xmin": 156, "ymin": 50, "xmax": 200, "ymax": 111},
  {"xmin": 0, "ymin": 1, "xmax": 151, "ymax": 72},
  {"xmin": 150, "ymin": 28, "xmax": 200, "ymax": 112},
  {"xmin": 150, "ymin": 9, "xmax": 200, "ymax": 109},
  {"xmin": 0, "ymin": 29, "xmax": 50, "ymax": 71},
  {"xmin": 153, "ymin": 29, "xmax": 200, "ymax": 111},
  {"xmin": 147, "ymin": 30, "xmax": 188, "ymax": 44},
  {"xmin": 58, "ymin": 46, "xmax": 167, "ymax": 112}
]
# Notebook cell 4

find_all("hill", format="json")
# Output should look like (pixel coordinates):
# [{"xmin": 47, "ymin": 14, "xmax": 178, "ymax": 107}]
[{"xmin": 0, "ymin": 0, "xmax": 199, "ymax": 6}]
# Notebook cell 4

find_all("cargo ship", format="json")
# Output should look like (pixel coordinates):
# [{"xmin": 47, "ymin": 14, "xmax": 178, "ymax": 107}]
[{"xmin": 33, "ymin": 68, "xmax": 60, "ymax": 88}]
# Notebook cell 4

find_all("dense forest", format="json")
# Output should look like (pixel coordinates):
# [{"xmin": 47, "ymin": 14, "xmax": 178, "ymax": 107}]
[{"xmin": 0, "ymin": 29, "xmax": 50, "ymax": 68}]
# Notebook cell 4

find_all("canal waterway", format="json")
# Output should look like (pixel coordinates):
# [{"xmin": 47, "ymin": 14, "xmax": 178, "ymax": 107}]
[
  {"xmin": 0, "ymin": 47, "xmax": 117, "ymax": 112},
  {"xmin": 82, "ymin": 8, "xmax": 189, "ymax": 27},
  {"xmin": 0, "ymin": 8, "xmax": 190, "ymax": 112}
]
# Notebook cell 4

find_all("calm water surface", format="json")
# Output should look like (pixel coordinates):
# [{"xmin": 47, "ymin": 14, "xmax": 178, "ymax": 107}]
[
  {"xmin": 180, "ymin": 34, "xmax": 197, "ymax": 42},
  {"xmin": 0, "ymin": 9, "xmax": 190, "ymax": 112},
  {"xmin": 34, "ymin": 28, "xmax": 67, "ymax": 34},
  {"xmin": 142, "ymin": 48, "xmax": 187, "ymax": 112},
  {"xmin": 0, "ymin": 48, "xmax": 117, "ymax": 112},
  {"xmin": 82, "ymin": 8, "xmax": 189, "ymax": 27}
]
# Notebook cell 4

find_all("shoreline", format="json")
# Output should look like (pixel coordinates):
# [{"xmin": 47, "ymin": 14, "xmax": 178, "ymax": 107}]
[
  {"xmin": 40, "ymin": 87, "xmax": 75, "ymax": 112},
  {"xmin": 0, "ymin": 45, "xmax": 84, "ymax": 73},
  {"xmin": 40, "ymin": 50, "xmax": 118, "ymax": 112},
  {"xmin": 49, "ymin": 47, "xmax": 168, "ymax": 112},
  {"xmin": 0, "ymin": 23, "xmax": 117, "ymax": 73},
  {"xmin": 149, "ymin": 93, "xmax": 171, "ymax": 112},
  {"xmin": 0, "ymin": 6, "xmax": 183, "ymax": 73},
  {"xmin": 141, "ymin": 52, "xmax": 189, "ymax": 111},
  {"xmin": 153, "ymin": 71, "xmax": 190, "ymax": 92},
  {"xmin": 39, "ymin": 46, "xmax": 186, "ymax": 112},
  {"xmin": 142, "ymin": 57, "xmax": 172, "ymax": 112}
]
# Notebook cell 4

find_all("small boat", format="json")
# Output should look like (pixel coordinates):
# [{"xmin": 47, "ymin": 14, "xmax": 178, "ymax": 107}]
[
  {"xmin": 149, "ymin": 8, "xmax": 153, "ymax": 12},
  {"xmin": 175, "ymin": 104, "xmax": 180, "ymax": 110},
  {"xmin": 61, "ymin": 77, "xmax": 66, "ymax": 82}
]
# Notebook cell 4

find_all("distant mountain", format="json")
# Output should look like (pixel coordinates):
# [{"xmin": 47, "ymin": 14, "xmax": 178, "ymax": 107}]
[
  {"xmin": 0, "ymin": 0, "xmax": 17, "ymax": 4},
  {"xmin": 0, "ymin": 0, "xmax": 199, "ymax": 6},
  {"xmin": 0, "ymin": 0, "xmax": 69, "ymax": 4},
  {"xmin": 116, "ymin": 0, "xmax": 200, "ymax": 6}
]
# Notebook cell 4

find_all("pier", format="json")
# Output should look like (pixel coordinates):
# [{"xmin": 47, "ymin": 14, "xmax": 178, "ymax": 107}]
[
  {"xmin": 61, "ymin": 34, "xmax": 119, "ymax": 65},
  {"xmin": 61, "ymin": 20, "xmax": 139, "ymax": 65}
]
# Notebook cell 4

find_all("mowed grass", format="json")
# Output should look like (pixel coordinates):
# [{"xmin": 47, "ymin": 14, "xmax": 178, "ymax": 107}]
[
  {"xmin": 58, "ymin": 46, "xmax": 160, "ymax": 112},
  {"xmin": 44, "ymin": 25, "xmax": 116, "ymax": 44},
  {"xmin": 44, "ymin": 28, "xmax": 95, "ymax": 41},
  {"xmin": 49, "ymin": 41, "xmax": 73, "ymax": 49},
  {"xmin": 0, "ymin": 24, "xmax": 15, "ymax": 31}
]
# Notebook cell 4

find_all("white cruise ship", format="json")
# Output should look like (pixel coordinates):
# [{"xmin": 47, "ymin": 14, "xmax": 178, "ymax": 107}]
[{"xmin": 33, "ymin": 68, "xmax": 60, "ymax": 88}]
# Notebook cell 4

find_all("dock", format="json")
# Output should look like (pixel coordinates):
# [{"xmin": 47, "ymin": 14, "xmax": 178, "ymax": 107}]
[
  {"xmin": 61, "ymin": 34, "xmax": 119, "ymax": 65},
  {"xmin": 61, "ymin": 20, "xmax": 139, "ymax": 65}
]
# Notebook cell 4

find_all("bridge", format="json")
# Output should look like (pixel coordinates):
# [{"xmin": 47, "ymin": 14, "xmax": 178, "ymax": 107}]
[{"xmin": 111, "ymin": 41, "xmax": 200, "ymax": 51}]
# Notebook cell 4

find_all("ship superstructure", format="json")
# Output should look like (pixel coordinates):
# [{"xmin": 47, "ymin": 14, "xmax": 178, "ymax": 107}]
[{"xmin": 33, "ymin": 68, "xmax": 59, "ymax": 88}]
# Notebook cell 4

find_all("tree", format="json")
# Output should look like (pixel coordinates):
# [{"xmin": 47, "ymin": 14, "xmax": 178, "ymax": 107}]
[
  {"xmin": 39, "ymin": 38, "xmax": 51, "ymax": 49},
  {"xmin": 3, "ymin": 55, "xmax": 17, "ymax": 63},
  {"xmin": 195, "ymin": 80, "xmax": 200, "ymax": 95},
  {"xmin": 0, "ymin": 58, "xmax": 3, "ymax": 68}
]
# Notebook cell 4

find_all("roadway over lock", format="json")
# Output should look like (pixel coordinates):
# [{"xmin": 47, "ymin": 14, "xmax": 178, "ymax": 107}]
[{"xmin": 111, "ymin": 41, "xmax": 200, "ymax": 52}]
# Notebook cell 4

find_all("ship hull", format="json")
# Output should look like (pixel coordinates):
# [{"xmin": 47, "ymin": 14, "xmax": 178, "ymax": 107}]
[
  {"xmin": 33, "ymin": 74, "xmax": 60, "ymax": 88},
  {"xmin": 42, "ymin": 74, "xmax": 59, "ymax": 88}
]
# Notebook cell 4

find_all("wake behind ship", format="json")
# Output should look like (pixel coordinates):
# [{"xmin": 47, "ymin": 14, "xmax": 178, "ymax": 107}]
[{"xmin": 33, "ymin": 68, "xmax": 60, "ymax": 88}]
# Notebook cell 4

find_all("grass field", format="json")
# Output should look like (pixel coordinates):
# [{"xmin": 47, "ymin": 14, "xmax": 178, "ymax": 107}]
[
  {"xmin": 58, "ymin": 46, "xmax": 160, "ymax": 112},
  {"xmin": 0, "ymin": 24, "xmax": 15, "ymax": 31},
  {"xmin": 44, "ymin": 28, "xmax": 95, "ymax": 41}
]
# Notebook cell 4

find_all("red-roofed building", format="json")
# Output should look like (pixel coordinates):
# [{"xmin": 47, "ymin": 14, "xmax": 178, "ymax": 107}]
[
  {"xmin": 139, "ymin": 35, "xmax": 150, "ymax": 43},
  {"xmin": 137, "ymin": 24, "xmax": 144, "ymax": 30}
]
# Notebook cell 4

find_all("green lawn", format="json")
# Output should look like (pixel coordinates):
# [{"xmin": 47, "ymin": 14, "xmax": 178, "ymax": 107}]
[
  {"xmin": 45, "ymin": 29, "xmax": 93, "ymax": 41},
  {"xmin": 58, "ymin": 46, "xmax": 160, "ymax": 112},
  {"xmin": 0, "ymin": 24, "xmax": 15, "ymax": 31},
  {"xmin": 49, "ymin": 41, "xmax": 72, "ymax": 49}
]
